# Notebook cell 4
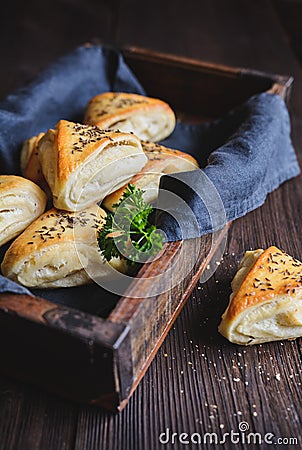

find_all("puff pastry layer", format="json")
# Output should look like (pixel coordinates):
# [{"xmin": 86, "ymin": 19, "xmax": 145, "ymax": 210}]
[
  {"xmin": 103, "ymin": 141, "xmax": 199, "ymax": 211},
  {"xmin": 1, "ymin": 205, "xmax": 126, "ymax": 288},
  {"xmin": 84, "ymin": 92, "xmax": 176, "ymax": 142},
  {"xmin": 0, "ymin": 175, "xmax": 47, "ymax": 247},
  {"xmin": 38, "ymin": 120, "xmax": 148, "ymax": 211},
  {"xmin": 219, "ymin": 246, "xmax": 302, "ymax": 345}
]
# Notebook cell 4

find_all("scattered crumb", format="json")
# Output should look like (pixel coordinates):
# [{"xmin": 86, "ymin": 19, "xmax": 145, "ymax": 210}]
[
  {"xmin": 275, "ymin": 373, "xmax": 281, "ymax": 381},
  {"xmin": 233, "ymin": 378, "xmax": 240, "ymax": 382},
  {"xmin": 253, "ymin": 412, "xmax": 258, "ymax": 417}
]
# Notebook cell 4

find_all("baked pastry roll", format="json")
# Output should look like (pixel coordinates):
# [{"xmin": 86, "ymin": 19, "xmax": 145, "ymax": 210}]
[
  {"xmin": 219, "ymin": 246, "xmax": 302, "ymax": 345},
  {"xmin": 20, "ymin": 135, "xmax": 38, "ymax": 173},
  {"xmin": 103, "ymin": 141, "xmax": 199, "ymax": 211},
  {"xmin": 21, "ymin": 132, "xmax": 44, "ymax": 176},
  {"xmin": 84, "ymin": 92, "xmax": 176, "ymax": 142},
  {"xmin": 0, "ymin": 175, "xmax": 47, "ymax": 247},
  {"xmin": 20, "ymin": 132, "xmax": 50, "ymax": 192},
  {"xmin": 38, "ymin": 120, "xmax": 148, "ymax": 211},
  {"xmin": 1, "ymin": 205, "xmax": 126, "ymax": 288}
]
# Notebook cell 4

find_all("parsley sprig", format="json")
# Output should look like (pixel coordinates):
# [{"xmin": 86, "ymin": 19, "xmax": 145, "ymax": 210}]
[{"xmin": 98, "ymin": 184, "xmax": 164, "ymax": 266}]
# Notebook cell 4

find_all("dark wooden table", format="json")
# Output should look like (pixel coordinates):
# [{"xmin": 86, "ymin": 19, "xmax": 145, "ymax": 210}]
[{"xmin": 1, "ymin": 0, "xmax": 302, "ymax": 448}]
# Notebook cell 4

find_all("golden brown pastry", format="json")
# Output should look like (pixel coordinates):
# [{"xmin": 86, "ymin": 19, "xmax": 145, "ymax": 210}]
[
  {"xmin": 0, "ymin": 175, "xmax": 47, "ymax": 247},
  {"xmin": 219, "ymin": 246, "xmax": 302, "ymax": 345},
  {"xmin": 20, "ymin": 135, "xmax": 38, "ymax": 173},
  {"xmin": 21, "ymin": 132, "xmax": 44, "ymax": 174},
  {"xmin": 1, "ymin": 205, "xmax": 126, "ymax": 288},
  {"xmin": 38, "ymin": 120, "xmax": 148, "ymax": 211},
  {"xmin": 20, "ymin": 132, "xmax": 50, "ymax": 193},
  {"xmin": 84, "ymin": 92, "xmax": 176, "ymax": 142},
  {"xmin": 103, "ymin": 141, "xmax": 199, "ymax": 211}
]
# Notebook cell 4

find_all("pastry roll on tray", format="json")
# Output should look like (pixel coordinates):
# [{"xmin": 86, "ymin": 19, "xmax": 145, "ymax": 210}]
[
  {"xmin": 0, "ymin": 175, "xmax": 47, "ymax": 247},
  {"xmin": 84, "ymin": 92, "xmax": 176, "ymax": 142},
  {"xmin": 20, "ymin": 132, "xmax": 47, "ymax": 189},
  {"xmin": 20, "ymin": 134, "xmax": 40, "ymax": 174},
  {"xmin": 219, "ymin": 246, "xmax": 302, "ymax": 345},
  {"xmin": 38, "ymin": 120, "xmax": 147, "ymax": 211},
  {"xmin": 103, "ymin": 141, "xmax": 199, "ymax": 211},
  {"xmin": 1, "ymin": 205, "xmax": 125, "ymax": 288}
]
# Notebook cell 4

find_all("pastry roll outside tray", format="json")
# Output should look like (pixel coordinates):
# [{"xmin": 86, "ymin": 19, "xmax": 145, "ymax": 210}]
[
  {"xmin": 103, "ymin": 141, "xmax": 199, "ymax": 211},
  {"xmin": 84, "ymin": 92, "xmax": 176, "ymax": 142},
  {"xmin": 1, "ymin": 205, "xmax": 126, "ymax": 288},
  {"xmin": 38, "ymin": 120, "xmax": 148, "ymax": 211},
  {"xmin": 219, "ymin": 246, "xmax": 302, "ymax": 345},
  {"xmin": 0, "ymin": 175, "xmax": 47, "ymax": 247}
]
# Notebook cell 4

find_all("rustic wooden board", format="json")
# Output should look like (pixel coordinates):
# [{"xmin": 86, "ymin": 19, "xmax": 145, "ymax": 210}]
[{"xmin": 0, "ymin": 0, "xmax": 302, "ymax": 448}]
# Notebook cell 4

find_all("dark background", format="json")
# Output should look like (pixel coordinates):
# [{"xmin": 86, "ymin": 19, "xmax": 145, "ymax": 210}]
[
  {"xmin": 1, "ymin": 1, "xmax": 302, "ymax": 449},
  {"xmin": 2, "ymin": 0, "xmax": 302, "ymax": 101}
]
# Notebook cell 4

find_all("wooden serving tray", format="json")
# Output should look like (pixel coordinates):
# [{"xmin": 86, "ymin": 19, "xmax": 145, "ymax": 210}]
[{"xmin": 0, "ymin": 46, "xmax": 292, "ymax": 412}]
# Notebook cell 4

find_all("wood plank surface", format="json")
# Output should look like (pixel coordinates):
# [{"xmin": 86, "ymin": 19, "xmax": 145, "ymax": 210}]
[{"xmin": 1, "ymin": 0, "xmax": 302, "ymax": 449}]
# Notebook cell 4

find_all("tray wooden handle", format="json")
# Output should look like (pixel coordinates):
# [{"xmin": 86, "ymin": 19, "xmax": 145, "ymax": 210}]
[{"xmin": 0, "ymin": 293, "xmax": 56, "ymax": 324}]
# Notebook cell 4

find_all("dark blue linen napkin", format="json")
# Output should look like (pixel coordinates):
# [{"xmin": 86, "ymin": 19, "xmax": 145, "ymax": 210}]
[
  {"xmin": 0, "ymin": 44, "xmax": 145, "ymax": 174},
  {"xmin": 157, "ymin": 92, "xmax": 300, "ymax": 240},
  {"xmin": 0, "ymin": 276, "xmax": 32, "ymax": 296},
  {"xmin": 0, "ymin": 44, "xmax": 299, "ymax": 300}
]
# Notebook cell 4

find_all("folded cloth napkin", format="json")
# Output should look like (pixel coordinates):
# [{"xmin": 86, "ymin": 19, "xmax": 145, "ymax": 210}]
[
  {"xmin": 0, "ymin": 44, "xmax": 145, "ymax": 174},
  {"xmin": 157, "ymin": 92, "xmax": 300, "ymax": 240},
  {"xmin": 0, "ymin": 275, "xmax": 32, "ymax": 296},
  {"xmin": 0, "ymin": 44, "xmax": 299, "ymax": 301}
]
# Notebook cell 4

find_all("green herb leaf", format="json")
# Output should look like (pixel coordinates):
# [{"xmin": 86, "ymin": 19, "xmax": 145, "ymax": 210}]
[{"xmin": 98, "ymin": 184, "xmax": 164, "ymax": 267}]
